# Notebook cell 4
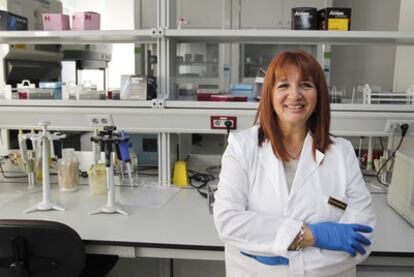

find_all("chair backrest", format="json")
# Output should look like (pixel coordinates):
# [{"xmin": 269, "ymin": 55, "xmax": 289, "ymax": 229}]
[{"xmin": 0, "ymin": 219, "xmax": 86, "ymax": 277}]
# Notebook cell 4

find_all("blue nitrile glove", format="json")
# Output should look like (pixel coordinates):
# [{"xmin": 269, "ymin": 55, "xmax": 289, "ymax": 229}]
[
  {"xmin": 307, "ymin": 222, "xmax": 373, "ymax": 256},
  {"xmin": 240, "ymin": 252, "xmax": 289, "ymax": 266}
]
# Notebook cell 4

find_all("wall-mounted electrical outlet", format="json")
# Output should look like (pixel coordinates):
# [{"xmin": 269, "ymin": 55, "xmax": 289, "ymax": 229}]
[
  {"xmin": 210, "ymin": 116, "xmax": 237, "ymax": 130},
  {"xmin": 384, "ymin": 120, "xmax": 414, "ymax": 134},
  {"xmin": 87, "ymin": 114, "xmax": 114, "ymax": 127}
]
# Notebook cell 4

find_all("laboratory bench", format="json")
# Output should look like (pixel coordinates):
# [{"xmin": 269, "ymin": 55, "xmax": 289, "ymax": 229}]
[{"xmin": 0, "ymin": 179, "xmax": 413, "ymax": 268}]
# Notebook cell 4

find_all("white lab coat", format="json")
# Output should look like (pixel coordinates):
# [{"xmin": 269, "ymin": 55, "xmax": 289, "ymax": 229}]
[{"xmin": 213, "ymin": 126, "xmax": 376, "ymax": 277}]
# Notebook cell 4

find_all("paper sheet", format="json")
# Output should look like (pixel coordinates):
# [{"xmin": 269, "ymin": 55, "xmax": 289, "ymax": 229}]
[{"xmin": 119, "ymin": 184, "xmax": 180, "ymax": 208}]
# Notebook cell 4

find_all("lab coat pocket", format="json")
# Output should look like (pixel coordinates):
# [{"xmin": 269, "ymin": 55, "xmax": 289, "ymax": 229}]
[{"xmin": 317, "ymin": 195, "xmax": 346, "ymax": 222}]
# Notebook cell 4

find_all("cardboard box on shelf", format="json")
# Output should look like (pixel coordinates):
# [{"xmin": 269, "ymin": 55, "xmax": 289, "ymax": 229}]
[
  {"xmin": 72, "ymin": 12, "xmax": 100, "ymax": 30},
  {"xmin": 318, "ymin": 8, "xmax": 352, "ymax": 31},
  {"xmin": 0, "ymin": 10, "xmax": 28, "ymax": 31},
  {"xmin": 42, "ymin": 13, "xmax": 70, "ymax": 30}
]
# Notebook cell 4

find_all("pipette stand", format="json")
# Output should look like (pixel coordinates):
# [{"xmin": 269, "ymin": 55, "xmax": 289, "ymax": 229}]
[
  {"xmin": 24, "ymin": 122, "xmax": 66, "ymax": 213},
  {"xmin": 90, "ymin": 160, "xmax": 128, "ymax": 215},
  {"xmin": 90, "ymin": 126, "xmax": 128, "ymax": 216}
]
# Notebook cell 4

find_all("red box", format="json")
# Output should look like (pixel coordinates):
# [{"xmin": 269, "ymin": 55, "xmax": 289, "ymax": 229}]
[
  {"xmin": 42, "ymin": 13, "xmax": 70, "ymax": 30},
  {"xmin": 210, "ymin": 95, "xmax": 247, "ymax": 102},
  {"xmin": 197, "ymin": 92, "xmax": 217, "ymax": 101},
  {"xmin": 72, "ymin": 12, "xmax": 100, "ymax": 30}
]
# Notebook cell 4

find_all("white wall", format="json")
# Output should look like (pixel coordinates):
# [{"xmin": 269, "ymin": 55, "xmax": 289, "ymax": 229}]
[
  {"xmin": 102, "ymin": 0, "xmax": 135, "ymax": 89},
  {"xmin": 330, "ymin": 0, "xmax": 400, "ymax": 94},
  {"xmin": 61, "ymin": 0, "xmax": 135, "ymax": 90},
  {"xmin": 393, "ymin": 0, "xmax": 414, "ymax": 91}
]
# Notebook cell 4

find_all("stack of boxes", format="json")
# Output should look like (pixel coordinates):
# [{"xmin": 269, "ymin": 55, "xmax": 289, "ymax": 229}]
[
  {"xmin": 291, "ymin": 7, "xmax": 352, "ymax": 31},
  {"xmin": 42, "ymin": 12, "xmax": 100, "ymax": 31}
]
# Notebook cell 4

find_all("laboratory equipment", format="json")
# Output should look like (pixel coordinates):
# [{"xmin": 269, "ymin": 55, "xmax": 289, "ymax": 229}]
[
  {"xmin": 208, "ymin": 182, "xmax": 218, "ymax": 214},
  {"xmin": 0, "ymin": 0, "xmax": 62, "ymax": 86},
  {"xmin": 253, "ymin": 76, "xmax": 264, "ymax": 100},
  {"xmin": 24, "ymin": 122, "xmax": 66, "ymax": 213},
  {"xmin": 387, "ymin": 149, "xmax": 414, "ymax": 226},
  {"xmin": 0, "ymin": 84, "xmax": 12, "ymax": 99},
  {"xmin": 118, "ymin": 131, "xmax": 135, "ymax": 187},
  {"xmin": 90, "ymin": 126, "xmax": 128, "ymax": 215},
  {"xmin": 172, "ymin": 161, "xmax": 189, "ymax": 187},
  {"xmin": 57, "ymin": 148, "xmax": 79, "ymax": 192},
  {"xmin": 363, "ymin": 83, "xmax": 414, "ymax": 105},
  {"xmin": 88, "ymin": 163, "xmax": 107, "ymax": 195},
  {"xmin": 92, "ymin": 128, "xmax": 100, "ymax": 185},
  {"xmin": 120, "ymin": 75, "xmax": 156, "ymax": 100},
  {"xmin": 39, "ymin": 82, "xmax": 62, "ymax": 99},
  {"xmin": 17, "ymin": 130, "xmax": 41, "ymax": 193}
]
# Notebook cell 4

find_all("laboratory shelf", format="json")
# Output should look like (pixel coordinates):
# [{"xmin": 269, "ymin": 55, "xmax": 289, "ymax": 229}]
[
  {"xmin": 4, "ymin": 29, "xmax": 412, "ymax": 45},
  {"xmin": 0, "ymin": 30, "xmax": 157, "ymax": 44},
  {"xmin": 164, "ymin": 100, "xmax": 258, "ymax": 110},
  {"xmin": 0, "ymin": 100, "xmax": 413, "ymax": 136},
  {"xmin": 0, "ymin": 99, "xmax": 155, "ymax": 108},
  {"xmin": 166, "ymin": 29, "xmax": 414, "ymax": 45}
]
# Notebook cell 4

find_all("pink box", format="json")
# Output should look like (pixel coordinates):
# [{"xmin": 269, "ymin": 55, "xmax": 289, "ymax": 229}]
[
  {"xmin": 72, "ymin": 12, "xmax": 100, "ymax": 30},
  {"xmin": 42, "ymin": 13, "xmax": 70, "ymax": 31}
]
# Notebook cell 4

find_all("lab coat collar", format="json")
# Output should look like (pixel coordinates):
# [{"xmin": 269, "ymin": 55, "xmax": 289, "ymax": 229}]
[
  {"xmin": 291, "ymin": 133, "xmax": 324, "ymax": 195},
  {"xmin": 260, "ymin": 132, "xmax": 324, "ymax": 198}
]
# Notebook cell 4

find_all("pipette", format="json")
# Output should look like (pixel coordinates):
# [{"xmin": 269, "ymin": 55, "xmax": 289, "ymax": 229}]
[
  {"xmin": 18, "ymin": 130, "xmax": 28, "ymax": 162},
  {"xmin": 118, "ymin": 131, "xmax": 134, "ymax": 187},
  {"xmin": 53, "ymin": 138, "xmax": 63, "ymax": 182},
  {"xmin": 91, "ymin": 129, "xmax": 101, "ymax": 185},
  {"xmin": 18, "ymin": 130, "xmax": 39, "ymax": 193}
]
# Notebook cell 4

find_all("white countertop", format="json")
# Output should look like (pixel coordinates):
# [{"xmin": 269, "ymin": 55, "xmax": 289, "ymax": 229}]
[{"xmin": 0, "ymin": 181, "xmax": 413, "ymax": 257}]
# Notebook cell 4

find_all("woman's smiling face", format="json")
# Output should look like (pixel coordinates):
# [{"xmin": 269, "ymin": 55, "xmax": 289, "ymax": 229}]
[{"xmin": 272, "ymin": 66, "xmax": 317, "ymax": 131}]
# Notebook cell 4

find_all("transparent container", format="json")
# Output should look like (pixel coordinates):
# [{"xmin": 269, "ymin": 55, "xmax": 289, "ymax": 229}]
[
  {"xmin": 58, "ymin": 149, "xmax": 80, "ymax": 192},
  {"xmin": 88, "ymin": 163, "xmax": 107, "ymax": 195}
]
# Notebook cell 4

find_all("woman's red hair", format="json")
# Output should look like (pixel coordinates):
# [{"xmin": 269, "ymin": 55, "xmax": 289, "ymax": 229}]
[{"xmin": 254, "ymin": 50, "xmax": 332, "ymax": 160}]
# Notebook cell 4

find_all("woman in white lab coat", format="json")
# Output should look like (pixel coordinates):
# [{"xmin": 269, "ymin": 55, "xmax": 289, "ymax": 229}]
[{"xmin": 213, "ymin": 50, "xmax": 376, "ymax": 277}]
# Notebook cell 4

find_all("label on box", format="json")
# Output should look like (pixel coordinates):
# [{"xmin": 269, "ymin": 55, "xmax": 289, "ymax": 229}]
[{"xmin": 328, "ymin": 18, "xmax": 349, "ymax": 30}]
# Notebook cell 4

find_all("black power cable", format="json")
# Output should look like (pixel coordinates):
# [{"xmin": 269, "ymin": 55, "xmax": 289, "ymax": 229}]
[
  {"xmin": 188, "ymin": 169, "xmax": 215, "ymax": 199},
  {"xmin": 0, "ymin": 155, "xmax": 27, "ymax": 179},
  {"xmin": 376, "ymin": 124, "xmax": 409, "ymax": 186}
]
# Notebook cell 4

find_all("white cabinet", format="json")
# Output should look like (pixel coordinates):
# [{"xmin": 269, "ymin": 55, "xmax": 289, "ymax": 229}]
[
  {"xmin": 239, "ymin": 0, "xmax": 327, "ymax": 29},
  {"xmin": 176, "ymin": 0, "xmax": 223, "ymax": 28},
  {"xmin": 240, "ymin": 0, "xmax": 283, "ymax": 29}
]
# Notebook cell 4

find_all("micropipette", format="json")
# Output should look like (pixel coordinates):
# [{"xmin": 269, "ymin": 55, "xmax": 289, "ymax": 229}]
[
  {"xmin": 92, "ymin": 129, "xmax": 101, "ymax": 185},
  {"xmin": 118, "ymin": 131, "xmax": 134, "ymax": 187}
]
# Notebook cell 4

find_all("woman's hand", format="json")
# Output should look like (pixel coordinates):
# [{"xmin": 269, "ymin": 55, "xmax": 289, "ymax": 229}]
[{"xmin": 307, "ymin": 222, "xmax": 373, "ymax": 256}]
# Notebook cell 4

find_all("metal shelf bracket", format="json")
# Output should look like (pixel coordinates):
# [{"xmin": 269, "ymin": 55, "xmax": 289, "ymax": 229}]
[
  {"xmin": 151, "ymin": 98, "xmax": 165, "ymax": 109},
  {"xmin": 151, "ymin": 28, "xmax": 165, "ymax": 38}
]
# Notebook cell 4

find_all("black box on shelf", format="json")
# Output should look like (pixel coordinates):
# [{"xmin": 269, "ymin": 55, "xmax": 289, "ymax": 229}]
[
  {"xmin": 291, "ymin": 7, "xmax": 317, "ymax": 30},
  {"xmin": 0, "ymin": 10, "xmax": 28, "ymax": 31},
  {"xmin": 146, "ymin": 75, "xmax": 157, "ymax": 100},
  {"xmin": 318, "ymin": 8, "xmax": 351, "ymax": 31}
]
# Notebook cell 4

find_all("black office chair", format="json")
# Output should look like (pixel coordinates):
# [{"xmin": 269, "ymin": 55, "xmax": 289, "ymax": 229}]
[{"xmin": 0, "ymin": 219, "xmax": 118, "ymax": 277}]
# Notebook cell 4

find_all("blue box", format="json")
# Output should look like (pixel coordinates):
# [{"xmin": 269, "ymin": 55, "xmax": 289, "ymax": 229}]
[
  {"xmin": 0, "ymin": 10, "xmax": 28, "ymax": 31},
  {"xmin": 230, "ymin": 83, "xmax": 254, "ymax": 101},
  {"xmin": 39, "ymin": 82, "xmax": 63, "ymax": 99}
]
